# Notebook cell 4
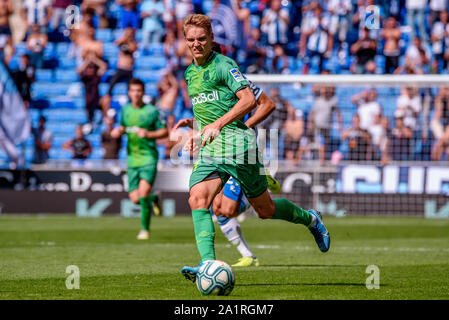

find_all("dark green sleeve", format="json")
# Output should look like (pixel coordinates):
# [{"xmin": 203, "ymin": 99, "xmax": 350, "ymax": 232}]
[
  {"xmin": 120, "ymin": 107, "xmax": 125, "ymax": 127},
  {"xmin": 153, "ymin": 109, "xmax": 167, "ymax": 130},
  {"xmin": 217, "ymin": 57, "xmax": 249, "ymax": 94}
]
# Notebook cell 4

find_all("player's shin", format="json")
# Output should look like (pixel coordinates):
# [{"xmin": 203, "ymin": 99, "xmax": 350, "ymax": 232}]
[
  {"xmin": 140, "ymin": 196, "xmax": 153, "ymax": 231},
  {"xmin": 272, "ymin": 198, "xmax": 315, "ymax": 227},
  {"xmin": 192, "ymin": 209, "xmax": 216, "ymax": 261}
]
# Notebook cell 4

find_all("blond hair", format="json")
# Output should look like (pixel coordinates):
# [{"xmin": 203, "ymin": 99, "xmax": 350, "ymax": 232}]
[{"xmin": 183, "ymin": 14, "xmax": 213, "ymax": 37}]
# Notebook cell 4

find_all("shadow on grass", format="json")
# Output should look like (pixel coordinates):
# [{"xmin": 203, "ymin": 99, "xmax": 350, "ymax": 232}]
[
  {"xmin": 238, "ymin": 282, "xmax": 385, "ymax": 287},
  {"xmin": 259, "ymin": 264, "xmax": 366, "ymax": 268}
]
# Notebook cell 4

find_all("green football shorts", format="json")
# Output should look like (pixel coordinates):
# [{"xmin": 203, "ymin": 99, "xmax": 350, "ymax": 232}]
[
  {"xmin": 189, "ymin": 158, "xmax": 268, "ymax": 199},
  {"xmin": 127, "ymin": 163, "xmax": 158, "ymax": 192}
]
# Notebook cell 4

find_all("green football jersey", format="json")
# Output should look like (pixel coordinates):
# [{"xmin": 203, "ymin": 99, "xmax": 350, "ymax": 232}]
[
  {"xmin": 185, "ymin": 51, "xmax": 257, "ymax": 161},
  {"xmin": 120, "ymin": 103, "xmax": 166, "ymax": 168}
]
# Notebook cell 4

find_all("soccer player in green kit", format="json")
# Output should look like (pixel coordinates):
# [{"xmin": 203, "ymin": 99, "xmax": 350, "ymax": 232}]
[
  {"xmin": 111, "ymin": 78, "xmax": 168, "ymax": 240},
  {"xmin": 180, "ymin": 14, "xmax": 331, "ymax": 282}
]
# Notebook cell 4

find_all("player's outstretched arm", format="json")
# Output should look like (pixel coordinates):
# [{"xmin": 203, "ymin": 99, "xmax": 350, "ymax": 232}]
[
  {"xmin": 201, "ymin": 87, "xmax": 256, "ymax": 146},
  {"xmin": 244, "ymin": 92, "xmax": 276, "ymax": 129},
  {"xmin": 111, "ymin": 126, "xmax": 125, "ymax": 138}
]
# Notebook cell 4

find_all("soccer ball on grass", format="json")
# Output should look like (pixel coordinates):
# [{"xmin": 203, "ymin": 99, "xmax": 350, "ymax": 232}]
[{"xmin": 196, "ymin": 260, "xmax": 235, "ymax": 296}]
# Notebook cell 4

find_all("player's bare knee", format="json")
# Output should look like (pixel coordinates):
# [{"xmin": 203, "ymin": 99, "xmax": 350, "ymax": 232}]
[{"xmin": 188, "ymin": 195, "xmax": 209, "ymax": 210}]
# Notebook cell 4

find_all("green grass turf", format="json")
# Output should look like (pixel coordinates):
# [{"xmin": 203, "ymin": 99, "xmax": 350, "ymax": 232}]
[{"xmin": 0, "ymin": 215, "xmax": 448, "ymax": 300}]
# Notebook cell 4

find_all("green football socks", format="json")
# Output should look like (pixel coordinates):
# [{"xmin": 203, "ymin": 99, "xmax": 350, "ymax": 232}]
[
  {"xmin": 192, "ymin": 209, "xmax": 216, "ymax": 262},
  {"xmin": 272, "ymin": 198, "xmax": 313, "ymax": 226},
  {"xmin": 140, "ymin": 196, "xmax": 153, "ymax": 231}
]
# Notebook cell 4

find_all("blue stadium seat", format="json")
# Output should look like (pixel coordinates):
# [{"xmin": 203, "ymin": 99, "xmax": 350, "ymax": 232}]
[
  {"xmin": 55, "ymin": 69, "xmax": 79, "ymax": 82},
  {"xmin": 95, "ymin": 28, "xmax": 112, "ymax": 42},
  {"xmin": 103, "ymin": 42, "xmax": 119, "ymax": 58},
  {"xmin": 35, "ymin": 69, "xmax": 54, "ymax": 82},
  {"xmin": 134, "ymin": 69, "xmax": 163, "ymax": 83},
  {"xmin": 15, "ymin": 43, "xmax": 28, "ymax": 56},
  {"xmin": 56, "ymin": 43, "xmax": 70, "ymax": 57},
  {"xmin": 135, "ymin": 56, "xmax": 167, "ymax": 70},
  {"xmin": 46, "ymin": 121, "xmax": 78, "ymax": 134},
  {"xmin": 59, "ymin": 56, "xmax": 77, "ymax": 69}
]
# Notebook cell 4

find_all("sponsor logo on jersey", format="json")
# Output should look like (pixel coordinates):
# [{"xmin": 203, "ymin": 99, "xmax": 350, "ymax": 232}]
[
  {"xmin": 230, "ymin": 68, "xmax": 244, "ymax": 82},
  {"xmin": 191, "ymin": 91, "xmax": 219, "ymax": 105}
]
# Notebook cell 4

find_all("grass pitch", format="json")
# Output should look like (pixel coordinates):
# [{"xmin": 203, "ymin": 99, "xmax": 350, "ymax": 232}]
[{"xmin": 0, "ymin": 215, "xmax": 448, "ymax": 300}]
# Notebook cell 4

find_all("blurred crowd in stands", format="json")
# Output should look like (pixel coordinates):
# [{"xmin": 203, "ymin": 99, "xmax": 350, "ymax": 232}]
[{"xmin": 1, "ymin": 0, "xmax": 449, "ymax": 168}]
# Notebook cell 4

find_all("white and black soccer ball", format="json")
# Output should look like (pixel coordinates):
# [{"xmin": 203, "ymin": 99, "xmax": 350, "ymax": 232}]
[{"xmin": 196, "ymin": 260, "xmax": 235, "ymax": 296}]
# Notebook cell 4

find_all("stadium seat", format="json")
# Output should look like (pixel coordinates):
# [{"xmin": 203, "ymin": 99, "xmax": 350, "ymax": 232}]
[
  {"xmin": 59, "ymin": 56, "xmax": 77, "ymax": 69},
  {"xmin": 134, "ymin": 69, "xmax": 163, "ymax": 83},
  {"xmin": 55, "ymin": 69, "xmax": 79, "ymax": 82},
  {"xmin": 95, "ymin": 29, "xmax": 112, "ymax": 42},
  {"xmin": 135, "ymin": 56, "xmax": 167, "ymax": 70},
  {"xmin": 35, "ymin": 69, "xmax": 54, "ymax": 82}
]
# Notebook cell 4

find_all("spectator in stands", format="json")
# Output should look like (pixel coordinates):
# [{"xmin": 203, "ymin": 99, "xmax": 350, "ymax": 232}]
[
  {"xmin": 32, "ymin": 116, "xmax": 52, "ymax": 164},
  {"xmin": 381, "ymin": 16, "xmax": 402, "ymax": 74},
  {"xmin": 161, "ymin": 0, "xmax": 175, "ymax": 31},
  {"xmin": 327, "ymin": 0, "xmax": 352, "ymax": 52},
  {"xmin": 78, "ymin": 52, "xmax": 108, "ymax": 124},
  {"xmin": 117, "ymin": 0, "xmax": 141, "ymax": 29},
  {"xmin": 20, "ymin": 0, "xmax": 53, "ymax": 36},
  {"xmin": 141, "ymin": 0, "xmax": 165, "ymax": 52},
  {"xmin": 308, "ymin": 70, "xmax": 342, "ymax": 159},
  {"xmin": 350, "ymin": 27, "xmax": 377, "ymax": 74},
  {"xmin": 406, "ymin": 0, "xmax": 428, "ymax": 42},
  {"xmin": 156, "ymin": 69, "xmax": 179, "ymax": 119},
  {"xmin": 172, "ymin": 33, "xmax": 192, "ymax": 110},
  {"xmin": 260, "ymin": 0, "xmax": 290, "ymax": 73},
  {"xmin": 26, "ymin": 24, "xmax": 48, "ymax": 69},
  {"xmin": 431, "ymin": 86, "xmax": 449, "ymax": 160},
  {"xmin": 163, "ymin": 29, "xmax": 179, "ymax": 70},
  {"xmin": 0, "ymin": 0, "xmax": 13, "ymax": 43},
  {"xmin": 405, "ymin": 36, "xmax": 431, "ymax": 71},
  {"xmin": 394, "ymin": 56, "xmax": 425, "ymax": 75},
  {"xmin": 108, "ymin": 27, "xmax": 137, "ymax": 96},
  {"xmin": 157, "ymin": 114, "xmax": 179, "ymax": 160},
  {"xmin": 300, "ymin": 3, "xmax": 333, "ymax": 74},
  {"xmin": 396, "ymin": 87, "xmax": 422, "ymax": 131},
  {"xmin": 174, "ymin": 0, "xmax": 193, "ymax": 39},
  {"xmin": 341, "ymin": 114, "xmax": 373, "ymax": 161},
  {"xmin": 0, "ymin": 24, "xmax": 13, "ymax": 65},
  {"xmin": 430, "ymin": 10, "xmax": 449, "ymax": 73},
  {"xmin": 367, "ymin": 113, "xmax": 389, "ymax": 162},
  {"xmin": 244, "ymin": 28, "xmax": 267, "ymax": 74},
  {"xmin": 71, "ymin": 8, "xmax": 103, "ymax": 66},
  {"xmin": 387, "ymin": 109, "xmax": 413, "ymax": 161},
  {"xmin": 263, "ymin": 87, "xmax": 292, "ymax": 133},
  {"xmin": 81, "ymin": 0, "xmax": 108, "ymax": 28},
  {"xmin": 351, "ymin": 88, "xmax": 382, "ymax": 131},
  {"xmin": 62, "ymin": 125, "xmax": 92, "ymax": 159},
  {"xmin": 283, "ymin": 109, "xmax": 305, "ymax": 166},
  {"xmin": 102, "ymin": 116, "xmax": 122, "ymax": 159},
  {"xmin": 232, "ymin": 0, "xmax": 251, "ymax": 41},
  {"xmin": 11, "ymin": 54, "xmax": 35, "ymax": 108},
  {"xmin": 430, "ymin": 0, "xmax": 447, "ymax": 27},
  {"xmin": 50, "ymin": 0, "xmax": 73, "ymax": 31}
]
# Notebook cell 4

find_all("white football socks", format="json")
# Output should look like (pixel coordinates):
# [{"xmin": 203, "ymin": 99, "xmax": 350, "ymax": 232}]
[{"xmin": 220, "ymin": 218, "xmax": 255, "ymax": 258}]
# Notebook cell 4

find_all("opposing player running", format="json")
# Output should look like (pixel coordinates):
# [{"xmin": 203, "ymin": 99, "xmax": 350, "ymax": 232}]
[
  {"xmin": 111, "ymin": 78, "xmax": 168, "ymax": 240},
  {"xmin": 174, "ymin": 41, "xmax": 281, "ymax": 267},
  {"xmin": 180, "ymin": 14, "xmax": 330, "ymax": 283}
]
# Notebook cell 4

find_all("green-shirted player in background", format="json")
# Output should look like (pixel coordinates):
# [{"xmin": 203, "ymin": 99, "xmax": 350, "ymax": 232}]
[
  {"xmin": 180, "ymin": 14, "xmax": 330, "ymax": 282},
  {"xmin": 111, "ymin": 78, "xmax": 168, "ymax": 240}
]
